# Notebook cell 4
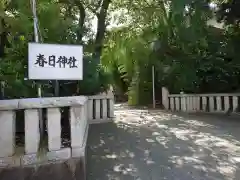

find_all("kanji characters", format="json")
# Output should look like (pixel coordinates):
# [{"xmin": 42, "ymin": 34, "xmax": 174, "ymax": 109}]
[
  {"xmin": 35, "ymin": 54, "xmax": 78, "ymax": 68},
  {"xmin": 35, "ymin": 54, "xmax": 47, "ymax": 67},
  {"xmin": 48, "ymin": 55, "xmax": 56, "ymax": 67},
  {"xmin": 56, "ymin": 56, "xmax": 68, "ymax": 68},
  {"xmin": 68, "ymin": 56, "xmax": 78, "ymax": 68}
]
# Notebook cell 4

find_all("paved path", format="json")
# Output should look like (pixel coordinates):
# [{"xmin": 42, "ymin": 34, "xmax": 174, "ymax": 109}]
[{"xmin": 87, "ymin": 106, "xmax": 240, "ymax": 180}]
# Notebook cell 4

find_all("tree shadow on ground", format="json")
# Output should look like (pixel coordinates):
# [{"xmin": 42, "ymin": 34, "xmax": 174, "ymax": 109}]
[{"xmin": 86, "ymin": 108, "xmax": 240, "ymax": 180}]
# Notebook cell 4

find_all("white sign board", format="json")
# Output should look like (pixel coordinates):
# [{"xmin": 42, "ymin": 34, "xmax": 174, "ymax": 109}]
[{"xmin": 28, "ymin": 43, "xmax": 83, "ymax": 80}]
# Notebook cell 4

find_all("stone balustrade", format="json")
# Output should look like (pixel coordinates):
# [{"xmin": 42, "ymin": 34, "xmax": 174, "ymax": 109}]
[
  {"xmin": 162, "ymin": 87, "xmax": 240, "ymax": 113},
  {"xmin": 0, "ymin": 92, "xmax": 114, "ymax": 168},
  {"xmin": 88, "ymin": 92, "xmax": 114, "ymax": 124}
]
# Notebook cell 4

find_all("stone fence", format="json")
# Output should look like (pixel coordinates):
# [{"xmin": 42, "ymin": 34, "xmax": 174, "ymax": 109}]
[
  {"xmin": 88, "ymin": 92, "xmax": 114, "ymax": 124},
  {"xmin": 0, "ymin": 92, "xmax": 114, "ymax": 169},
  {"xmin": 162, "ymin": 87, "xmax": 240, "ymax": 113}
]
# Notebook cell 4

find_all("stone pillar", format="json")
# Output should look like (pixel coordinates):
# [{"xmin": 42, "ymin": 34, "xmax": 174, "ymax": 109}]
[
  {"xmin": 47, "ymin": 108, "xmax": 61, "ymax": 151},
  {"xmin": 108, "ymin": 98, "xmax": 114, "ymax": 118},
  {"xmin": 202, "ymin": 97, "xmax": 207, "ymax": 111},
  {"xmin": 102, "ymin": 99, "xmax": 108, "ymax": 119},
  {"xmin": 25, "ymin": 109, "xmax": 40, "ymax": 154},
  {"xmin": 85, "ymin": 103, "xmax": 88, "ymax": 123},
  {"xmin": 95, "ymin": 100, "xmax": 101, "ymax": 120},
  {"xmin": 192, "ymin": 97, "xmax": 196, "ymax": 111},
  {"xmin": 189, "ymin": 97, "xmax": 193, "ymax": 112},
  {"xmin": 175, "ymin": 98, "xmax": 180, "ymax": 111},
  {"xmin": 216, "ymin": 96, "xmax": 221, "ymax": 111},
  {"xmin": 186, "ymin": 97, "xmax": 191, "ymax": 112},
  {"xmin": 70, "ymin": 105, "xmax": 88, "ymax": 159},
  {"xmin": 181, "ymin": 96, "xmax": 187, "ymax": 111},
  {"xmin": 233, "ymin": 96, "xmax": 238, "ymax": 112},
  {"xmin": 170, "ymin": 97, "xmax": 174, "ymax": 111},
  {"xmin": 224, "ymin": 96, "xmax": 230, "ymax": 112},
  {"xmin": 162, "ymin": 87, "xmax": 169, "ymax": 110},
  {"xmin": 209, "ymin": 97, "xmax": 214, "ymax": 112},
  {"xmin": 70, "ymin": 106, "xmax": 84, "ymax": 148},
  {"xmin": 0, "ymin": 110, "xmax": 15, "ymax": 157},
  {"xmin": 88, "ymin": 99, "xmax": 93, "ymax": 121},
  {"xmin": 196, "ymin": 97, "xmax": 200, "ymax": 111}
]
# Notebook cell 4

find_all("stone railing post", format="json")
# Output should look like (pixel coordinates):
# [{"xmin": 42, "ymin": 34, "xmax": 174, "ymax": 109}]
[
  {"xmin": 88, "ymin": 91, "xmax": 114, "ymax": 124},
  {"xmin": 233, "ymin": 96, "xmax": 238, "ymax": 112},
  {"xmin": 162, "ymin": 87, "xmax": 169, "ymax": 110},
  {"xmin": 24, "ymin": 109, "xmax": 40, "ymax": 155},
  {"xmin": 108, "ymin": 91, "xmax": 114, "ymax": 118},
  {"xmin": 0, "ymin": 110, "xmax": 16, "ymax": 158},
  {"xmin": 180, "ymin": 92, "xmax": 187, "ymax": 112},
  {"xmin": 88, "ymin": 99, "xmax": 93, "ymax": 120},
  {"xmin": 70, "ymin": 100, "xmax": 88, "ymax": 158},
  {"xmin": 47, "ymin": 108, "xmax": 61, "ymax": 151}
]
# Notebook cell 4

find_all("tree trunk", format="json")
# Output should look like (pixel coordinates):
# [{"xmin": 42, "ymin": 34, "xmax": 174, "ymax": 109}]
[
  {"xmin": 75, "ymin": 0, "xmax": 86, "ymax": 44},
  {"xmin": 0, "ymin": 19, "xmax": 8, "ymax": 58},
  {"xmin": 92, "ymin": 0, "xmax": 111, "ymax": 63}
]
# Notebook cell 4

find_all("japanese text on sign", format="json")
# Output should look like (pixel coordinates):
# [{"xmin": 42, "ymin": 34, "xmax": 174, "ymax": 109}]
[{"xmin": 35, "ymin": 54, "xmax": 78, "ymax": 68}]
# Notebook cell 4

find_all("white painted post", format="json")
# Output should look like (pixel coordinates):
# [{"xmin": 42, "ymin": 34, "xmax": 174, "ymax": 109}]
[
  {"xmin": 47, "ymin": 108, "xmax": 61, "ymax": 151},
  {"xmin": 25, "ymin": 109, "xmax": 40, "ymax": 154},
  {"xmin": 162, "ymin": 87, "xmax": 169, "ymax": 110},
  {"xmin": 209, "ymin": 97, "xmax": 214, "ymax": 112},
  {"xmin": 70, "ymin": 106, "xmax": 84, "ymax": 148},
  {"xmin": 202, "ymin": 97, "xmax": 207, "ymax": 111},
  {"xmin": 233, "ymin": 96, "xmax": 238, "ymax": 112},
  {"xmin": 95, "ymin": 99, "xmax": 101, "ymax": 120},
  {"xmin": 216, "ymin": 96, "xmax": 221, "ymax": 112},
  {"xmin": 175, "ymin": 98, "xmax": 180, "ymax": 111},
  {"xmin": 0, "ymin": 111, "xmax": 15, "ymax": 157},
  {"xmin": 88, "ymin": 99, "xmax": 93, "ymax": 121},
  {"xmin": 102, "ymin": 99, "xmax": 108, "ymax": 119},
  {"xmin": 224, "ymin": 96, "xmax": 230, "ymax": 112}
]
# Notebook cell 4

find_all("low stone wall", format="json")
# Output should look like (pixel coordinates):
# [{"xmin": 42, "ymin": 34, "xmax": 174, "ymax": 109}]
[
  {"xmin": 0, "ymin": 96, "xmax": 89, "ymax": 171},
  {"xmin": 0, "ymin": 93, "xmax": 115, "ymax": 180},
  {"xmin": 162, "ymin": 87, "xmax": 240, "ymax": 113}
]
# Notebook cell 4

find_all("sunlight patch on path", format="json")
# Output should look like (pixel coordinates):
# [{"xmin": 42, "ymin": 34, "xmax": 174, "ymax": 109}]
[{"xmin": 113, "ymin": 106, "xmax": 240, "ymax": 180}]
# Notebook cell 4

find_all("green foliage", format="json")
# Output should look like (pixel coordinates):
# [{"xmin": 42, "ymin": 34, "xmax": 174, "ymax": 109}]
[
  {"xmin": 2, "ymin": 0, "xmax": 240, "ymax": 104},
  {"xmin": 78, "ymin": 56, "xmax": 110, "ymax": 95},
  {"xmin": 102, "ymin": 0, "xmax": 240, "ymax": 105},
  {"xmin": 0, "ymin": 0, "xmax": 112, "ymax": 99}
]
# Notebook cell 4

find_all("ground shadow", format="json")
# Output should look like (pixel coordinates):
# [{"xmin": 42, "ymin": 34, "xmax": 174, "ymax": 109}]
[{"xmin": 86, "ymin": 107, "xmax": 240, "ymax": 180}]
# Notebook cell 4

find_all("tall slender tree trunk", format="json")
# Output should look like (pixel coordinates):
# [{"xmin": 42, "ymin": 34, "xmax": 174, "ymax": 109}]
[
  {"xmin": 0, "ymin": 19, "xmax": 8, "ymax": 58},
  {"xmin": 92, "ymin": 0, "xmax": 111, "ymax": 63}
]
